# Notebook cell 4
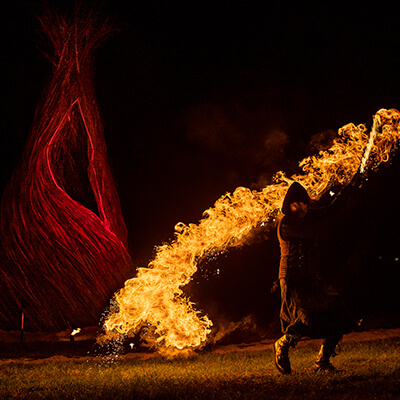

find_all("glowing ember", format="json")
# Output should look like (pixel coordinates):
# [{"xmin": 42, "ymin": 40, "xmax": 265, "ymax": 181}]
[
  {"xmin": 102, "ymin": 108, "xmax": 400, "ymax": 355},
  {"xmin": 71, "ymin": 328, "xmax": 81, "ymax": 336}
]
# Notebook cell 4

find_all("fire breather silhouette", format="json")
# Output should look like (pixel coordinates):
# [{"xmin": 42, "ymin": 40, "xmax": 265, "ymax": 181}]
[
  {"xmin": 1, "ymin": 10, "xmax": 400, "ymax": 356},
  {"xmin": 102, "ymin": 107, "xmax": 400, "ymax": 356}
]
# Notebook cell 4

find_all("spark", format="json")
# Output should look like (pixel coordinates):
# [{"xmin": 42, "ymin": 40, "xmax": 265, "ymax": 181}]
[{"xmin": 360, "ymin": 113, "xmax": 380, "ymax": 173}]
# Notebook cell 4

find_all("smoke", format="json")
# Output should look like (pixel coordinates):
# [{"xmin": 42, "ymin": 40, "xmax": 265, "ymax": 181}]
[
  {"xmin": 264, "ymin": 128, "xmax": 289, "ymax": 151},
  {"xmin": 185, "ymin": 103, "xmax": 243, "ymax": 151},
  {"xmin": 206, "ymin": 315, "xmax": 267, "ymax": 346},
  {"xmin": 307, "ymin": 129, "xmax": 337, "ymax": 153},
  {"xmin": 184, "ymin": 102, "xmax": 291, "ymax": 188}
]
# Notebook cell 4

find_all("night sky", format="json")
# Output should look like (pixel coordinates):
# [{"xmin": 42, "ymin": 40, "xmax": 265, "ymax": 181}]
[{"xmin": 1, "ymin": 2, "xmax": 399, "ymax": 327}]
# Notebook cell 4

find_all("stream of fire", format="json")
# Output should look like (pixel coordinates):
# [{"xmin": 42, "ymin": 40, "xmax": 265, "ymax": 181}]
[{"xmin": 102, "ymin": 108, "xmax": 400, "ymax": 356}]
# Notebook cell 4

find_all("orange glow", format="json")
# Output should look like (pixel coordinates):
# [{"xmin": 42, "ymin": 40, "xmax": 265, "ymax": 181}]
[{"xmin": 101, "ymin": 108, "xmax": 400, "ymax": 356}]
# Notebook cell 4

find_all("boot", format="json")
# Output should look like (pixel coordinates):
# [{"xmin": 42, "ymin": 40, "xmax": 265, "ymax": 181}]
[
  {"xmin": 273, "ymin": 334, "xmax": 293, "ymax": 375},
  {"xmin": 314, "ymin": 343, "xmax": 337, "ymax": 371}
]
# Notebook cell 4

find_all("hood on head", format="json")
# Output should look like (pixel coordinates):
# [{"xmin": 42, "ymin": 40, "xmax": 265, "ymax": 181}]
[{"xmin": 282, "ymin": 182, "xmax": 310, "ymax": 215}]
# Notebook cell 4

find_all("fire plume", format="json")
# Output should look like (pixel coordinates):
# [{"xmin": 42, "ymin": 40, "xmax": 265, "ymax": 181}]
[{"xmin": 103, "ymin": 109, "xmax": 400, "ymax": 355}]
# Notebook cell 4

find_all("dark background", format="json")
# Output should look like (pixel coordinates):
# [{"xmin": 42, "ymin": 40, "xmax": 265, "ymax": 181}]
[{"xmin": 1, "ymin": 1, "xmax": 399, "ymax": 331}]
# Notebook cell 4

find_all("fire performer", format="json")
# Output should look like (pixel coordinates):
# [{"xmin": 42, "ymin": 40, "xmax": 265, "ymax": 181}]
[{"xmin": 273, "ymin": 181, "xmax": 354, "ymax": 374}]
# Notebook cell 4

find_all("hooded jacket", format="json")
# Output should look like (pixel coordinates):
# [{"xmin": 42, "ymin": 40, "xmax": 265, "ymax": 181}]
[{"xmin": 278, "ymin": 182, "xmax": 312, "ymax": 280}]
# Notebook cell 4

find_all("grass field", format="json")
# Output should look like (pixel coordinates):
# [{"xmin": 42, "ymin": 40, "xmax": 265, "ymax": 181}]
[{"xmin": 0, "ymin": 335, "xmax": 399, "ymax": 399}]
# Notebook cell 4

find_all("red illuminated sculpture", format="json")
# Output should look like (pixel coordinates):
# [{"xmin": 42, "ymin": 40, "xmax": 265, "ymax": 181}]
[{"xmin": 0, "ymin": 10, "xmax": 132, "ymax": 331}]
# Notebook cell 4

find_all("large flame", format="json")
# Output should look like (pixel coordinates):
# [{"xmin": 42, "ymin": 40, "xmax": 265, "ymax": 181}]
[{"xmin": 102, "ymin": 108, "xmax": 400, "ymax": 355}]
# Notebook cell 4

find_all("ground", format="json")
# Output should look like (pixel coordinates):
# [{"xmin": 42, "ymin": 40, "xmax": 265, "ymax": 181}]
[{"xmin": 1, "ymin": 326, "xmax": 399, "ymax": 363}]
